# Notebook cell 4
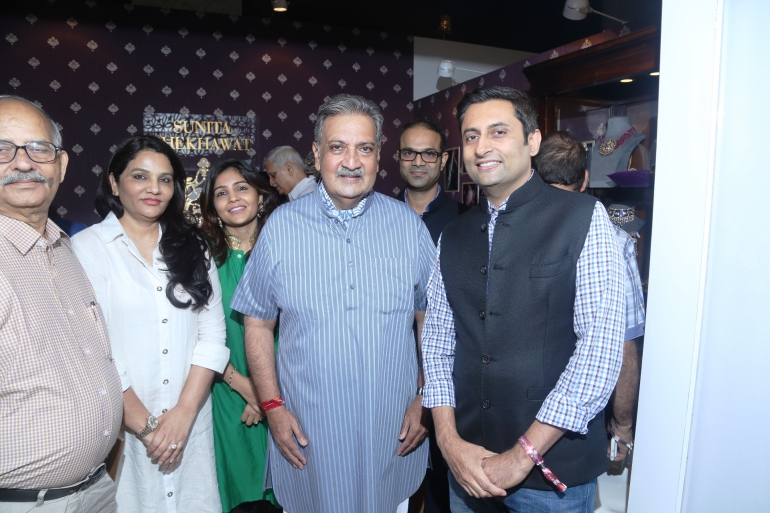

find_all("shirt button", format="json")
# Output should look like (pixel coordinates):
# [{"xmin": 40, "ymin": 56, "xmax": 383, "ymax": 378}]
[
  {"xmin": 67, "ymin": 309, "xmax": 74, "ymax": 316},
  {"xmin": 157, "ymin": 286, "xmax": 163, "ymax": 292},
  {"xmin": 346, "ymin": 238, "xmax": 351, "ymax": 243},
  {"xmin": 481, "ymin": 354, "xmax": 491, "ymax": 364},
  {"xmin": 236, "ymin": 254, "xmax": 242, "ymax": 259},
  {"xmin": 162, "ymin": 408, "xmax": 168, "ymax": 413},
  {"xmin": 163, "ymin": 349, "xmax": 168, "ymax": 354},
  {"xmin": 163, "ymin": 379, "xmax": 169, "ymax": 385},
  {"xmin": 84, "ymin": 348, "xmax": 91, "ymax": 355},
  {"xmin": 481, "ymin": 223, "xmax": 487, "ymax": 232},
  {"xmin": 167, "ymin": 492, "xmax": 173, "ymax": 497},
  {"xmin": 480, "ymin": 265, "xmax": 487, "ymax": 275},
  {"xmin": 90, "ymin": 301, "xmax": 96, "ymax": 306},
  {"xmin": 481, "ymin": 399, "xmax": 491, "ymax": 409},
  {"xmin": 162, "ymin": 319, "xmax": 168, "ymax": 324},
  {"xmin": 479, "ymin": 310, "xmax": 486, "ymax": 320},
  {"xmin": 350, "ymin": 284, "xmax": 355, "ymax": 290},
  {"xmin": 100, "ymin": 389, "xmax": 107, "ymax": 396},
  {"xmin": 103, "ymin": 430, "xmax": 110, "ymax": 437},
  {"xmin": 348, "ymin": 261, "xmax": 353, "ymax": 267}
]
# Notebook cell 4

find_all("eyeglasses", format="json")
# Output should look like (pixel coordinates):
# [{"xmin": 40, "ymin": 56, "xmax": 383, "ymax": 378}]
[
  {"xmin": 398, "ymin": 149, "xmax": 442, "ymax": 163},
  {"xmin": 0, "ymin": 141, "xmax": 61, "ymax": 164}
]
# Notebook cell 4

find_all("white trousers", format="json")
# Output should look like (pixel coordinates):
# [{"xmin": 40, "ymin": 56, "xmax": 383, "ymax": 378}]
[{"xmin": 285, "ymin": 498, "xmax": 409, "ymax": 513}]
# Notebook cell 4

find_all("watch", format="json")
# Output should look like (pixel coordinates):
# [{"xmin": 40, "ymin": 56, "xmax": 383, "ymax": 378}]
[
  {"xmin": 416, "ymin": 387, "xmax": 424, "ymax": 396},
  {"xmin": 137, "ymin": 415, "xmax": 158, "ymax": 439}
]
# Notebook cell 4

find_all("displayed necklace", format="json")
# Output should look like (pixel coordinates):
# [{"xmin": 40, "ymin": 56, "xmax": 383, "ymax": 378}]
[
  {"xmin": 225, "ymin": 228, "xmax": 258, "ymax": 250},
  {"xmin": 598, "ymin": 127, "xmax": 637, "ymax": 156},
  {"xmin": 607, "ymin": 205, "xmax": 635, "ymax": 226}
]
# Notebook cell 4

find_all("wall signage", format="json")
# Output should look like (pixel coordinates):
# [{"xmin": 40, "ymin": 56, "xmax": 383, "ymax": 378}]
[{"xmin": 143, "ymin": 113, "xmax": 256, "ymax": 156}]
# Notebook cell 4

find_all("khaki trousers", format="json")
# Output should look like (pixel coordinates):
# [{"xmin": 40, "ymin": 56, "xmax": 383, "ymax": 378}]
[{"xmin": 1, "ymin": 473, "xmax": 117, "ymax": 513}]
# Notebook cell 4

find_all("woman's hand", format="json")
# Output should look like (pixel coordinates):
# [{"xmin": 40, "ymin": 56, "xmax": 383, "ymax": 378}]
[
  {"xmin": 146, "ymin": 404, "xmax": 197, "ymax": 471},
  {"xmin": 225, "ymin": 363, "xmax": 260, "ymax": 410},
  {"xmin": 241, "ymin": 403, "xmax": 264, "ymax": 426}
]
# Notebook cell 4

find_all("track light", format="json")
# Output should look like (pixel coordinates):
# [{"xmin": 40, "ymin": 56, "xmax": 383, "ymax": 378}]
[
  {"xmin": 563, "ymin": 0, "xmax": 627, "ymax": 24},
  {"xmin": 272, "ymin": 0, "xmax": 287, "ymax": 12},
  {"xmin": 437, "ymin": 60, "xmax": 485, "ymax": 78}
]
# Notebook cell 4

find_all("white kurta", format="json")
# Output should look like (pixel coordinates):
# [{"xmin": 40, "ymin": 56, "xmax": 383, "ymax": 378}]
[{"xmin": 73, "ymin": 212, "xmax": 229, "ymax": 513}]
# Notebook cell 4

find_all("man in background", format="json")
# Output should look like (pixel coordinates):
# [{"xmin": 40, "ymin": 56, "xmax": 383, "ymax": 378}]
[
  {"xmin": 263, "ymin": 145, "xmax": 316, "ymax": 200},
  {"xmin": 534, "ymin": 130, "xmax": 645, "ymax": 467},
  {"xmin": 398, "ymin": 118, "xmax": 467, "ymax": 245},
  {"xmin": 0, "ymin": 95, "xmax": 122, "ymax": 511}
]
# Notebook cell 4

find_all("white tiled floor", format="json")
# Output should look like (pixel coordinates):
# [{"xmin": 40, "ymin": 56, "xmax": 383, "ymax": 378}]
[{"xmin": 594, "ymin": 469, "xmax": 629, "ymax": 513}]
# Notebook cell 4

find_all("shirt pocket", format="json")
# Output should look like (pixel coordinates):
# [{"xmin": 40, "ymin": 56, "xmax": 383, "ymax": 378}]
[
  {"xmin": 370, "ymin": 258, "xmax": 413, "ymax": 315},
  {"xmin": 87, "ymin": 300, "xmax": 113, "ymax": 361}
]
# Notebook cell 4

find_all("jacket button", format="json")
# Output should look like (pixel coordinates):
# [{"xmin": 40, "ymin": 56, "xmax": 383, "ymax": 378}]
[
  {"xmin": 479, "ymin": 311, "xmax": 486, "ymax": 320},
  {"xmin": 481, "ymin": 399, "xmax": 490, "ymax": 409},
  {"xmin": 481, "ymin": 354, "xmax": 490, "ymax": 364},
  {"xmin": 480, "ymin": 265, "xmax": 487, "ymax": 275},
  {"xmin": 480, "ymin": 223, "xmax": 487, "ymax": 232}
]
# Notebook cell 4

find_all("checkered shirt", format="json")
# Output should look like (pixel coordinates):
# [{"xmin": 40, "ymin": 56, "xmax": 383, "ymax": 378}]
[
  {"xmin": 615, "ymin": 226, "xmax": 646, "ymax": 340},
  {"xmin": 422, "ymin": 200, "xmax": 626, "ymax": 434}
]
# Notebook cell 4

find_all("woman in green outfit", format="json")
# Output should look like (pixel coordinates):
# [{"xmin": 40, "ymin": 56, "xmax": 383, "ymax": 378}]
[{"xmin": 200, "ymin": 159, "xmax": 283, "ymax": 513}]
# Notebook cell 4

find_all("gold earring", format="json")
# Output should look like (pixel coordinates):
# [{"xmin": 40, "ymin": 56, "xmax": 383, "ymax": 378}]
[
  {"xmin": 257, "ymin": 202, "xmax": 266, "ymax": 219},
  {"xmin": 217, "ymin": 217, "xmax": 223, "ymax": 229}
]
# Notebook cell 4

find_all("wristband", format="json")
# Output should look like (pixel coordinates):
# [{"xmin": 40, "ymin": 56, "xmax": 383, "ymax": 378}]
[
  {"xmin": 261, "ymin": 397, "xmax": 285, "ymax": 412},
  {"xmin": 518, "ymin": 435, "xmax": 567, "ymax": 492}
]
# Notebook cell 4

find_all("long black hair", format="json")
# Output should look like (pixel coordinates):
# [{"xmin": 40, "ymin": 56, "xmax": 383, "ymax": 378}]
[
  {"xmin": 95, "ymin": 135, "xmax": 213, "ymax": 311},
  {"xmin": 199, "ymin": 159, "xmax": 282, "ymax": 267}
]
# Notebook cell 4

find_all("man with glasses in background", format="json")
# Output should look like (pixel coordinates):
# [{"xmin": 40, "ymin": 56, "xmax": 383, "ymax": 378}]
[
  {"xmin": 398, "ymin": 118, "xmax": 467, "ymax": 246},
  {"xmin": 398, "ymin": 118, "xmax": 467, "ymax": 512},
  {"xmin": 0, "ymin": 95, "xmax": 123, "ymax": 512}
]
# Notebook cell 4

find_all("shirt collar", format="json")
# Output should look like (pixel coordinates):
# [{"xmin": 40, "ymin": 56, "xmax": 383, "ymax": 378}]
[
  {"xmin": 317, "ymin": 180, "xmax": 371, "ymax": 220},
  {"xmin": 486, "ymin": 169, "xmax": 536, "ymax": 214},
  {"xmin": 404, "ymin": 185, "xmax": 442, "ymax": 215},
  {"xmin": 0, "ymin": 213, "xmax": 67, "ymax": 255},
  {"xmin": 289, "ymin": 176, "xmax": 316, "ymax": 201},
  {"xmin": 99, "ymin": 211, "xmax": 163, "ymax": 244}
]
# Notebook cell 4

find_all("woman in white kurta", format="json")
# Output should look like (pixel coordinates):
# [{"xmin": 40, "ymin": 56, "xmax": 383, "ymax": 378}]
[{"xmin": 73, "ymin": 135, "xmax": 229, "ymax": 513}]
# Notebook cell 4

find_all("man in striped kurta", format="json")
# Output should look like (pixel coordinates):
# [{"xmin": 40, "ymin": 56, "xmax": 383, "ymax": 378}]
[{"xmin": 231, "ymin": 95, "xmax": 434, "ymax": 513}]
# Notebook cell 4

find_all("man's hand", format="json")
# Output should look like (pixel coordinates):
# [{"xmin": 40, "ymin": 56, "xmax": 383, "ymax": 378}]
[
  {"xmin": 397, "ymin": 396, "xmax": 429, "ymax": 456},
  {"xmin": 481, "ymin": 447, "xmax": 533, "ymax": 490},
  {"xmin": 266, "ymin": 406, "xmax": 308, "ymax": 469},
  {"xmin": 439, "ymin": 434, "xmax": 506, "ymax": 498},
  {"xmin": 241, "ymin": 403, "xmax": 264, "ymax": 426}
]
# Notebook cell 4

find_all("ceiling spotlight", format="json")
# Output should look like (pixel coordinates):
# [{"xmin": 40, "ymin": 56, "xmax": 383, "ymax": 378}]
[
  {"xmin": 563, "ymin": 0, "xmax": 627, "ymax": 24},
  {"xmin": 650, "ymin": 72, "xmax": 660, "ymax": 76},
  {"xmin": 620, "ymin": 78, "xmax": 634, "ymax": 83},
  {"xmin": 272, "ymin": 0, "xmax": 287, "ymax": 12},
  {"xmin": 439, "ymin": 15, "xmax": 451, "ymax": 38},
  {"xmin": 437, "ymin": 60, "xmax": 485, "ymax": 78}
]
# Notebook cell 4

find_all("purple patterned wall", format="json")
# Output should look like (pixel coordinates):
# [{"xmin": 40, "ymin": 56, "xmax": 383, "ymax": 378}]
[
  {"xmin": 0, "ymin": 1, "xmax": 415, "ymax": 225},
  {"xmin": 415, "ymin": 30, "xmax": 619, "ymax": 203}
]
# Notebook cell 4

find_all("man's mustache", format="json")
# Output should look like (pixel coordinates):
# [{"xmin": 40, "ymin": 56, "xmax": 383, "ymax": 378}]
[
  {"xmin": 336, "ymin": 166, "xmax": 364, "ymax": 178},
  {"xmin": 0, "ymin": 171, "xmax": 47, "ymax": 186}
]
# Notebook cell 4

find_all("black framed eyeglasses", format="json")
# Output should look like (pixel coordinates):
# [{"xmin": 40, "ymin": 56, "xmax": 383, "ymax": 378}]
[
  {"xmin": 0, "ymin": 141, "xmax": 62, "ymax": 164},
  {"xmin": 398, "ymin": 149, "xmax": 442, "ymax": 163}
]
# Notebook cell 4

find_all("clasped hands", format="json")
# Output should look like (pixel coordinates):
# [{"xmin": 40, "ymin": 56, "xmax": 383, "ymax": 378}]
[
  {"xmin": 442, "ymin": 436, "xmax": 535, "ymax": 499},
  {"xmin": 140, "ymin": 404, "xmax": 196, "ymax": 473}
]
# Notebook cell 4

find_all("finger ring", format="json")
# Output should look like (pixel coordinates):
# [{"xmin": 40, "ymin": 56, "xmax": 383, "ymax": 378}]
[{"xmin": 169, "ymin": 443, "xmax": 178, "ymax": 451}]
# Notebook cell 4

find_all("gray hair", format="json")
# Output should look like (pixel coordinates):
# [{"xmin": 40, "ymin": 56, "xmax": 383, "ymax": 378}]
[
  {"xmin": 262, "ymin": 145, "xmax": 306, "ymax": 174},
  {"xmin": 0, "ymin": 95, "xmax": 63, "ymax": 147},
  {"xmin": 314, "ymin": 94, "xmax": 383, "ymax": 151}
]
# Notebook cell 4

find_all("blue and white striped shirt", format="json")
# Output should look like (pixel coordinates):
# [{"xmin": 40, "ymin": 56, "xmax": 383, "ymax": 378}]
[
  {"xmin": 422, "ymin": 201, "xmax": 625, "ymax": 435},
  {"xmin": 231, "ymin": 182, "xmax": 436, "ymax": 513}
]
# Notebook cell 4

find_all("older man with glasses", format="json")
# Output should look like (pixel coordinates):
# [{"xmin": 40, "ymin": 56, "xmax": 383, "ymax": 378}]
[{"xmin": 0, "ymin": 95, "xmax": 123, "ymax": 512}]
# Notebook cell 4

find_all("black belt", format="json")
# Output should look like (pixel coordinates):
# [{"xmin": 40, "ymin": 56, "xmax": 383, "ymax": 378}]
[{"xmin": 0, "ymin": 464, "xmax": 106, "ymax": 503}]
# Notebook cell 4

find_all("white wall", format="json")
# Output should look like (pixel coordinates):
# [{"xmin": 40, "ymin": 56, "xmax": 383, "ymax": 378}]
[
  {"xmin": 629, "ymin": 0, "xmax": 770, "ymax": 511},
  {"xmin": 412, "ymin": 37, "xmax": 533, "ymax": 101}
]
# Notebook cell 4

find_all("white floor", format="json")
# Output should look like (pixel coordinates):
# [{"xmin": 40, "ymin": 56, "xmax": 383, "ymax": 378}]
[{"xmin": 595, "ymin": 468, "xmax": 629, "ymax": 513}]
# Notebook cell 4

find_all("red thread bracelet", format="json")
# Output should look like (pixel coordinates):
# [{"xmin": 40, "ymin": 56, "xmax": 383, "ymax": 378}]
[
  {"xmin": 518, "ymin": 435, "xmax": 567, "ymax": 492},
  {"xmin": 261, "ymin": 397, "xmax": 285, "ymax": 412}
]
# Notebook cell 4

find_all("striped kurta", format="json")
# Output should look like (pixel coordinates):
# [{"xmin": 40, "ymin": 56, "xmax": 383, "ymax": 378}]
[{"xmin": 231, "ymin": 185, "xmax": 434, "ymax": 513}]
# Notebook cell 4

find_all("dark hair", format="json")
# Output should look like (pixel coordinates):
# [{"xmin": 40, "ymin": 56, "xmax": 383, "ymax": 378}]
[
  {"xmin": 533, "ymin": 131, "xmax": 587, "ymax": 190},
  {"xmin": 199, "ymin": 159, "xmax": 282, "ymax": 267},
  {"xmin": 399, "ymin": 118, "xmax": 447, "ymax": 153},
  {"xmin": 456, "ymin": 86, "xmax": 539, "ymax": 143},
  {"xmin": 95, "ymin": 135, "xmax": 213, "ymax": 310}
]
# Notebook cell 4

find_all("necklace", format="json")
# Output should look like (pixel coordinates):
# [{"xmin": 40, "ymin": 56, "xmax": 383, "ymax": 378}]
[
  {"xmin": 225, "ymin": 228, "xmax": 258, "ymax": 250},
  {"xmin": 598, "ymin": 127, "xmax": 637, "ymax": 156},
  {"xmin": 607, "ymin": 205, "xmax": 635, "ymax": 225}
]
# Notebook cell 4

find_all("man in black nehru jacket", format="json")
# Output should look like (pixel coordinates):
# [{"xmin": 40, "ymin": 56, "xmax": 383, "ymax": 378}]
[
  {"xmin": 398, "ymin": 118, "xmax": 467, "ymax": 246},
  {"xmin": 421, "ymin": 87, "xmax": 625, "ymax": 512}
]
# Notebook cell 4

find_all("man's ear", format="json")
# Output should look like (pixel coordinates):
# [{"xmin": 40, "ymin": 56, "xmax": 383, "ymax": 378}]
[
  {"xmin": 440, "ymin": 151, "xmax": 449, "ymax": 171},
  {"xmin": 528, "ymin": 129, "xmax": 542, "ymax": 156},
  {"xmin": 285, "ymin": 161, "xmax": 294, "ymax": 177},
  {"xmin": 312, "ymin": 142, "xmax": 321, "ymax": 171},
  {"xmin": 579, "ymin": 169, "xmax": 589, "ymax": 193}
]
